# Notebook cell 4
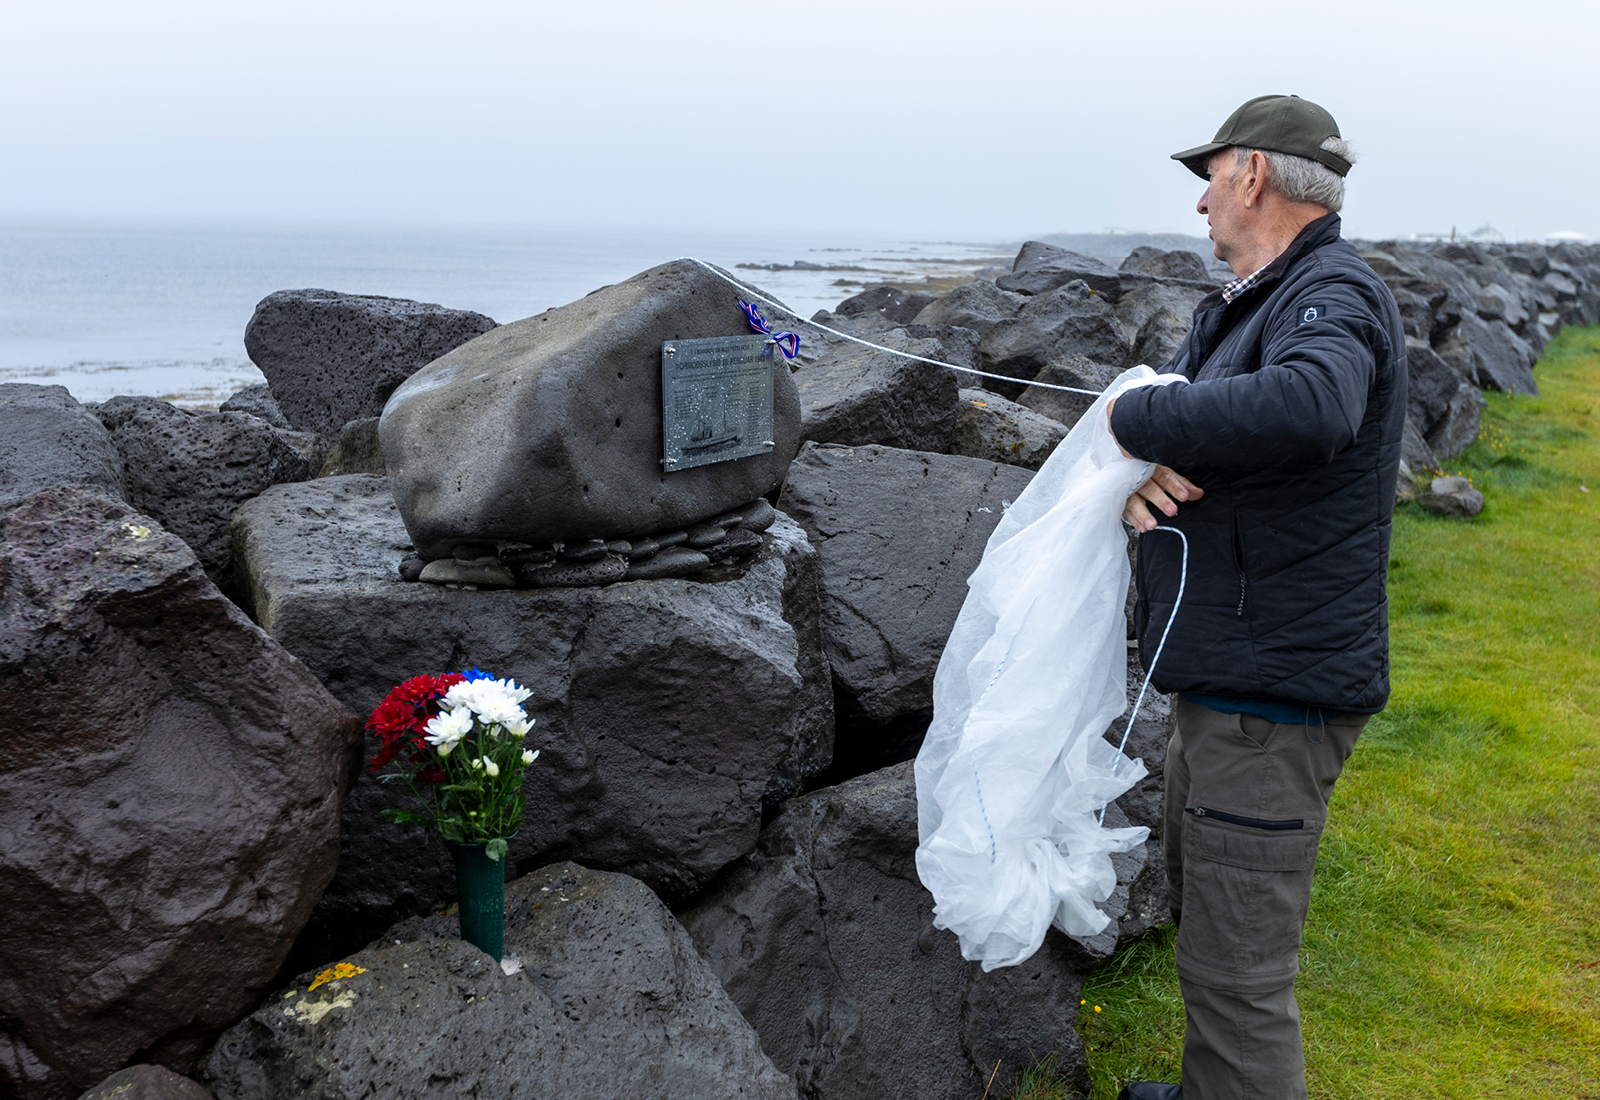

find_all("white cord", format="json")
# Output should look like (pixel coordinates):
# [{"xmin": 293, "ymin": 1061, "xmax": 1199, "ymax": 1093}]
[
  {"xmin": 1098, "ymin": 524, "xmax": 1188, "ymax": 824},
  {"xmin": 675, "ymin": 256, "xmax": 1106, "ymax": 397}
]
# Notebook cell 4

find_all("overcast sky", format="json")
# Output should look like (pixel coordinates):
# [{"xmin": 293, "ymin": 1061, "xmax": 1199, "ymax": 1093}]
[{"xmin": 2, "ymin": 0, "xmax": 1595, "ymax": 243}]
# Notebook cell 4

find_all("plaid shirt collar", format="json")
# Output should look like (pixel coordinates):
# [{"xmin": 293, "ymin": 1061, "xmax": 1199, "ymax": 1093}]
[{"xmin": 1220, "ymin": 263, "xmax": 1268, "ymax": 303}]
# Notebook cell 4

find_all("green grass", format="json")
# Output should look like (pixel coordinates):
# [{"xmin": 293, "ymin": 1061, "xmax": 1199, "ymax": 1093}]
[{"xmin": 1055, "ymin": 326, "xmax": 1600, "ymax": 1099}]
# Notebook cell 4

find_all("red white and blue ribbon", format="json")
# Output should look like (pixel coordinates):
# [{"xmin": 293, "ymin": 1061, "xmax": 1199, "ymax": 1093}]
[{"xmin": 738, "ymin": 299, "xmax": 800, "ymax": 360}]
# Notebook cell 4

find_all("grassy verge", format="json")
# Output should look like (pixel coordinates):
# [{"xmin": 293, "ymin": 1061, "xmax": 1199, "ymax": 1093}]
[{"xmin": 1055, "ymin": 325, "xmax": 1600, "ymax": 1098}]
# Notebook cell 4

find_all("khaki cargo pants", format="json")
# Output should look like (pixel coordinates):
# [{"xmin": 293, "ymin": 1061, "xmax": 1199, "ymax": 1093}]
[{"xmin": 1164, "ymin": 696, "xmax": 1368, "ymax": 1100}]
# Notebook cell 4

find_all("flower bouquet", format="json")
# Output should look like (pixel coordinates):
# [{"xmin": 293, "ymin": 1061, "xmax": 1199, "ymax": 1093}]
[{"xmin": 367, "ymin": 667, "xmax": 539, "ymax": 960}]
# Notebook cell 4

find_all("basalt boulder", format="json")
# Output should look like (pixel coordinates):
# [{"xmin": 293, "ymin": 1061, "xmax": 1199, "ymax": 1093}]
[
  {"xmin": 778, "ymin": 443, "xmax": 1033, "ymax": 730},
  {"xmin": 245, "ymin": 290, "xmax": 498, "ymax": 436},
  {"xmin": 93, "ymin": 396, "xmax": 310, "ymax": 587},
  {"xmin": 795, "ymin": 334, "xmax": 961, "ymax": 453},
  {"xmin": 380, "ymin": 261, "xmax": 803, "ymax": 560},
  {"xmin": 0, "ymin": 384, "xmax": 125, "ymax": 514},
  {"xmin": 679, "ymin": 761, "xmax": 1154, "ymax": 1100},
  {"xmin": 979, "ymin": 281, "xmax": 1129, "ymax": 396},
  {"xmin": 950, "ymin": 388, "xmax": 1067, "ymax": 470},
  {"xmin": 202, "ymin": 863, "xmax": 795, "ymax": 1100},
  {"xmin": 1016, "ymin": 356, "xmax": 1124, "ymax": 431},
  {"xmin": 997, "ymin": 241, "xmax": 1122, "ymax": 301},
  {"xmin": 910, "ymin": 279, "xmax": 1027, "ymax": 340},
  {"xmin": 0, "ymin": 488, "xmax": 353, "ymax": 1100},
  {"xmin": 231, "ymin": 474, "xmax": 832, "ymax": 962}
]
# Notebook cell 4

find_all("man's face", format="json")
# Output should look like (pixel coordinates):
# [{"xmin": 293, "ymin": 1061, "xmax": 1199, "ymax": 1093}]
[{"xmin": 1197, "ymin": 149, "xmax": 1246, "ymax": 266}]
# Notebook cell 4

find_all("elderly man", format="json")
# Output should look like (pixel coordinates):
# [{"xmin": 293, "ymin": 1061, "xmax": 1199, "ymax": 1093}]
[{"xmin": 1106, "ymin": 96, "xmax": 1406, "ymax": 1100}]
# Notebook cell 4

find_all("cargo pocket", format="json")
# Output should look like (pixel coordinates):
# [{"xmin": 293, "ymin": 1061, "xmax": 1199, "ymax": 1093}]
[{"xmin": 1174, "ymin": 810, "xmax": 1322, "ymax": 993}]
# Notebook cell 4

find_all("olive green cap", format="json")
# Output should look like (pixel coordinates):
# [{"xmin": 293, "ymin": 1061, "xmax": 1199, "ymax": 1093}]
[{"xmin": 1172, "ymin": 94, "xmax": 1350, "ymax": 180}]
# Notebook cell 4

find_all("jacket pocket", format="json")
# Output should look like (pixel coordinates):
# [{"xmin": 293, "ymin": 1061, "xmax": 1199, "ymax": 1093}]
[
  {"xmin": 1232, "ymin": 512, "xmax": 1247, "ymax": 618},
  {"xmin": 1185, "ymin": 805, "xmax": 1305, "ymax": 835}
]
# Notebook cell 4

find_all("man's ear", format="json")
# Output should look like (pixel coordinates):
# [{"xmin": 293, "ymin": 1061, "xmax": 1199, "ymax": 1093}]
[{"xmin": 1241, "ymin": 150, "xmax": 1269, "ymax": 208}]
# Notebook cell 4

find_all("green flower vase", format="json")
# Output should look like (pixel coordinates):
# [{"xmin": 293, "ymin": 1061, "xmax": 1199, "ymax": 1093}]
[{"xmin": 446, "ymin": 840, "xmax": 509, "ymax": 962}]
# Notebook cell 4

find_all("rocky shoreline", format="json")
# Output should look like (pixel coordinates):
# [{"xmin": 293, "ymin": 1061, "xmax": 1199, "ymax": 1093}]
[{"xmin": 4, "ymin": 234, "xmax": 1597, "ymax": 1100}]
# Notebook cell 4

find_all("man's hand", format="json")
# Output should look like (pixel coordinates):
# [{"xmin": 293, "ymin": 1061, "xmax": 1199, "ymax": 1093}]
[
  {"xmin": 1124, "ymin": 465, "xmax": 1204, "ymax": 532},
  {"xmin": 1107, "ymin": 395, "xmax": 1204, "ymax": 532}
]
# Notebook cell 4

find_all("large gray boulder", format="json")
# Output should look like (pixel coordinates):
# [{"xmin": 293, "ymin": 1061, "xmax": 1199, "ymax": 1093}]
[
  {"xmin": 833, "ymin": 285, "xmax": 938, "ymax": 325},
  {"xmin": 203, "ymin": 863, "xmax": 796, "ymax": 1100},
  {"xmin": 218, "ymin": 383, "xmax": 290, "ymax": 430},
  {"xmin": 244, "ymin": 290, "xmax": 498, "ymax": 436},
  {"xmin": 1120, "ymin": 248, "xmax": 1212, "ymax": 282},
  {"xmin": 997, "ymin": 241, "xmax": 1122, "ymax": 301},
  {"xmin": 910, "ymin": 279, "xmax": 1027, "ymax": 339},
  {"xmin": 1443, "ymin": 313, "xmax": 1539, "ymax": 395},
  {"xmin": 1016, "ymin": 356, "xmax": 1124, "ymax": 430},
  {"xmin": 979, "ymin": 281, "xmax": 1129, "ymax": 392},
  {"xmin": 231, "ymin": 474, "xmax": 832, "ymax": 958},
  {"xmin": 93, "ymin": 396, "xmax": 310, "ymax": 585},
  {"xmin": 1404, "ymin": 338, "xmax": 1465, "ymax": 442},
  {"xmin": 1427, "ymin": 379, "xmax": 1488, "ymax": 460},
  {"xmin": 380, "ymin": 261, "xmax": 802, "ymax": 560},
  {"xmin": 1113, "ymin": 279, "xmax": 1211, "ymax": 343},
  {"xmin": 796, "ymin": 334, "xmax": 960, "ymax": 453},
  {"xmin": 950, "ymin": 388, "xmax": 1067, "ymax": 470},
  {"xmin": 0, "ymin": 384, "xmax": 125, "ymax": 514},
  {"xmin": 778, "ymin": 443, "xmax": 1033, "ymax": 728},
  {"xmin": 680, "ymin": 762, "xmax": 1150, "ymax": 1100},
  {"xmin": 0, "ymin": 488, "xmax": 354, "ymax": 1100}
]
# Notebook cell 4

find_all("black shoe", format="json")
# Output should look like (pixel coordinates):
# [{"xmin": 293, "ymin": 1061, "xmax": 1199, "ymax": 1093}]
[{"xmin": 1117, "ymin": 1084, "xmax": 1182, "ymax": 1100}]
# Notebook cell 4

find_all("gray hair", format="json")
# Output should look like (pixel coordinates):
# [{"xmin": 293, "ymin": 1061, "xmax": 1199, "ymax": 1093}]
[{"xmin": 1231, "ymin": 136, "xmax": 1357, "ymax": 212}]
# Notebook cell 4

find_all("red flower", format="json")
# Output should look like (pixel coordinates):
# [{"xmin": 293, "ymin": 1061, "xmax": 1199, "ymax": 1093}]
[{"xmin": 369, "ymin": 699, "xmax": 416, "ymax": 736}]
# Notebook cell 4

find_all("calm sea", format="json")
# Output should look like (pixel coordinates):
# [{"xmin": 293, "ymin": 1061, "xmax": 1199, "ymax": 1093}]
[{"xmin": 0, "ymin": 219, "xmax": 1012, "ymax": 408}]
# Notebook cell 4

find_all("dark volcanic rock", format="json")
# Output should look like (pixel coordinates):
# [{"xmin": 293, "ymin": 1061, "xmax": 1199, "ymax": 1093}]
[
  {"xmin": 1404, "ymin": 338, "xmax": 1465, "ymax": 441},
  {"xmin": 316, "ymin": 417, "xmax": 385, "ymax": 477},
  {"xmin": 779, "ymin": 443, "xmax": 1033, "ymax": 726},
  {"xmin": 834, "ymin": 285, "xmax": 938, "ymax": 325},
  {"xmin": 0, "ymin": 488, "xmax": 354, "ymax": 1100},
  {"xmin": 997, "ymin": 241, "xmax": 1122, "ymax": 301},
  {"xmin": 1451, "ymin": 313, "xmax": 1539, "ymax": 395},
  {"xmin": 910, "ymin": 279, "xmax": 1027, "ymax": 339},
  {"xmin": 380, "ymin": 261, "xmax": 801, "ymax": 559},
  {"xmin": 231, "ymin": 475, "xmax": 832, "ymax": 957},
  {"xmin": 0, "ymin": 384, "xmax": 125, "ymax": 514},
  {"xmin": 1113, "ymin": 279, "xmax": 1211, "ymax": 345},
  {"xmin": 795, "ymin": 333, "xmax": 961, "ymax": 453},
  {"xmin": 244, "ymin": 289, "xmax": 498, "ymax": 436},
  {"xmin": 680, "ymin": 762, "xmax": 1147, "ymax": 1100},
  {"xmin": 1016, "ymin": 356, "xmax": 1124, "ymax": 430},
  {"xmin": 979, "ymin": 281, "xmax": 1129, "ymax": 393},
  {"xmin": 1426, "ymin": 379, "xmax": 1488, "ymax": 460},
  {"xmin": 1124, "ymin": 249, "xmax": 1212, "ymax": 282},
  {"xmin": 1417, "ymin": 474, "xmax": 1484, "ymax": 518},
  {"xmin": 218, "ymin": 383, "xmax": 290, "ymax": 430},
  {"xmin": 75, "ymin": 1065, "xmax": 214, "ymax": 1100},
  {"xmin": 93, "ymin": 396, "xmax": 310, "ymax": 585},
  {"xmin": 951, "ymin": 388, "xmax": 1067, "ymax": 470},
  {"xmin": 203, "ymin": 863, "xmax": 795, "ymax": 1100}
]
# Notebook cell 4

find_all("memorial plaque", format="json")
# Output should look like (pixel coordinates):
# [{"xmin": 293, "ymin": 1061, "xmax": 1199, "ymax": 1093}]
[{"xmin": 660, "ymin": 334, "xmax": 777, "ymax": 472}]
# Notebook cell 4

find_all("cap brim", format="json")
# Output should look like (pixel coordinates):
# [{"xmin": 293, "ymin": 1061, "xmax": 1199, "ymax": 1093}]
[{"xmin": 1171, "ymin": 142, "xmax": 1229, "ymax": 180}]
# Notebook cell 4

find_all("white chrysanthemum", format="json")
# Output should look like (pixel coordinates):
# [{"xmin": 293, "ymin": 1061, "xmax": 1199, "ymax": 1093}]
[
  {"xmin": 482, "ymin": 756, "xmax": 500, "ymax": 777},
  {"xmin": 423, "ymin": 707, "xmax": 473, "ymax": 753},
  {"xmin": 478, "ymin": 695, "xmax": 528, "ymax": 731},
  {"xmin": 521, "ymin": 749, "xmax": 538, "ymax": 765},
  {"xmin": 501, "ymin": 716, "xmax": 532, "ymax": 739}
]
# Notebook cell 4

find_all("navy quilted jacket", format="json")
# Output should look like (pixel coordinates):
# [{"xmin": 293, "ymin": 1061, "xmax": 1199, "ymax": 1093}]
[{"xmin": 1109, "ymin": 213, "xmax": 1406, "ymax": 713}]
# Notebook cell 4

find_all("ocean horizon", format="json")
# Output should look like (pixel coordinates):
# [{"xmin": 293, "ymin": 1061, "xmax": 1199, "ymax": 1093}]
[{"xmin": 1, "ymin": 217, "xmax": 1034, "ymax": 408}]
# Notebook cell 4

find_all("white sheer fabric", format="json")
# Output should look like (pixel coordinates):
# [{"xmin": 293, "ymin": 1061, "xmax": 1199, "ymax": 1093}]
[{"xmin": 914, "ymin": 366, "xmax": 1189, "ymax": 970}]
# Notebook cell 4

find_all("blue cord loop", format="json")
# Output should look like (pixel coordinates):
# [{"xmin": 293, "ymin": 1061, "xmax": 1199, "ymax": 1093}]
[{"xmin": 738, "ymin": 299, "xmax": 801, "ymax": 359}]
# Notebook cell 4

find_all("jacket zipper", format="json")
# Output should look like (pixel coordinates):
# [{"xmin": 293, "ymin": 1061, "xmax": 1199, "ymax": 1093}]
[
  {"xmin": 1236, "ymin": 572, "xmax": 1246, "ymax": 618},
  {"xmin": 1186, "ymin": 806, "xmax": 1304, "ymax": 830},
  {"xmin": 1232, "ymin": 513, "xmax": 1246, "ymax": 618}
]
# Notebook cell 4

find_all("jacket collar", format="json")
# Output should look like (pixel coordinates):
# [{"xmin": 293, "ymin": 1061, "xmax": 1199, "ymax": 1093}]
[{"xmin": 1239, "ymin": 211, "xmax": 1342, "ymax": 297}]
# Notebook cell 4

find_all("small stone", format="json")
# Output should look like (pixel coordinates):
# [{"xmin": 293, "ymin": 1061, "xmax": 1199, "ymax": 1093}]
[
  {"xmin": 523, "ymin": 554, "xmax": 628, "ymax": 588},
  {"xmin": 500, "ymin": 546, "xmax": 556, "ymax": 567},
  {"xmin": 624, "ymin": 547, "xmax": 712, "ymax": 580},
  {"xmin": 418, "ymin": 560, "xmax": 518, "ymax": 587},
  {"xmin": 709, "ymin": 511, "xmax": 745, "ymax": 529},
  {"xmin": 626, "ymin": 537, "xmax": 660, "ymax": 560},
  {"xmin": 685, "ymin": 524, "xmax": 727, "ymax": 550},
  {"xmin": 732, "ymin": 498, "xmax": 778, "ymax": 532},
  {"xmin": 1417, "ymin": 475, "xmax": 1484, "ymax": 518},
  {"xmin": 651, "ymin": 529, "xmax": 690, "ymax": 549},
  {"xmin": 398, "ymin": 555, "xmax": 426, "ymax": 581},
  {"xmin": 704, "ymin": 525, "xmax": 764, "ymax": 564},
  {"xmin": 605, "ymin": 540, "xmax": 631, "ymax": 555},
  {"xmin": 560, "ymin": 538, "xmax": 610, "ymax": 562},
  {"xmin": 452, "ymin": 542, "xmax": 497, "ymax": 561}
]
